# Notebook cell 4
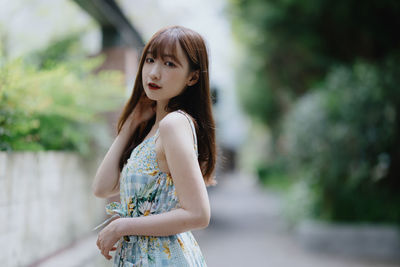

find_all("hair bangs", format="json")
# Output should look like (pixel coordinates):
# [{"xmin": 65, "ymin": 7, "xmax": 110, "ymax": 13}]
[{"xmin": 147, "ymin": 31, "xmax": 179, "ymax": 62}]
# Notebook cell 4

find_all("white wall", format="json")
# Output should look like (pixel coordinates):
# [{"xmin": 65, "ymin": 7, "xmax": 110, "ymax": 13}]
[{"xmin": 0, "ymin": 151, "xmax": 106, "ymax": 266}]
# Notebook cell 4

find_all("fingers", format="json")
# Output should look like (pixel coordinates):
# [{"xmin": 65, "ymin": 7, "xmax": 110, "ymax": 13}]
[
  {"xmin": 104, "ymin": 252, "xmax": 112, "ymax": 260},
  {"xmin": 97, "ymin": 238, "xmax": 116, "ymax": 260},
  {"xmin": 101, "ymin": 247, "xmax": 112, "ymax": 260},
  {"xmin": 102, "ymin": 247, "xmax": 117, "ymax": 260},
  {"xmin": 104, "ymin": 247, "xmax": 117, "ymax": 260}
]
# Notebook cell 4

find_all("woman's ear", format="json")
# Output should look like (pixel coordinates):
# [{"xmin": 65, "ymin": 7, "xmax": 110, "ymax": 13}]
[{"xmin": 187, "ymin": 70, "xmax": 200, "ymax": 86}]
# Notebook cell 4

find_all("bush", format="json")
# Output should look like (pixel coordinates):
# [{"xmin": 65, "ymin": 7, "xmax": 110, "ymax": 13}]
[
  {"xmin": 256, "ymin": 157, "xmax": 291, "ymax": 191},
  {"xmin": 229, "ymin": 0, "xmax": 400, "ymax": 127},
  {"xmin": 282, "ymin": 62, "xmax": 400, "ymax": 224},
  {"xmin": 0, "ymin": 45, "xmax": 125, "ymax": 154}
]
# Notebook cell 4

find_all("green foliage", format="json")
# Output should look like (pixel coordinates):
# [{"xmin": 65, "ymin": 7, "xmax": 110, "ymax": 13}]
[
  {"xmin": 229, "ymin": 0, "xmax": 400, "ymax": 126},
  {"xmin": 229, "ymin": 0, "xmax": 400, "ymax": 224},
  {"xmin": 282, "ymin": 179, "xmax": 316, "ymax": 227},
  {"xmin": 0, "ymin": 36, "xmax": 125, "ymax": 154},
  {"xmin": 282, "ymin": 62, "xmax": 400, "ymax": 223},
  {"xmin": 25, "ymin": 32, "xmax": 86, "ymax": 70},
  {"xmin": 256, "ymin": 158, "xmax": 291, "ymax": 191}
]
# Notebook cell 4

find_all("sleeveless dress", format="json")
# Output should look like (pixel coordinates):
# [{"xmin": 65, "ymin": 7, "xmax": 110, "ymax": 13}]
[{"xmin": 94, "ymin": 110, "xmax": 207, "ymax": 267}]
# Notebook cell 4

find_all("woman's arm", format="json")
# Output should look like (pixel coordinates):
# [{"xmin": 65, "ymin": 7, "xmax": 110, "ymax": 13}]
[
  {"xmin": 114, "ymin": 112, "xmax": 210, "ymax": 235},
  {"xmin": 92, "ymin": 121, "xmax": 139, "ymax": 198}
]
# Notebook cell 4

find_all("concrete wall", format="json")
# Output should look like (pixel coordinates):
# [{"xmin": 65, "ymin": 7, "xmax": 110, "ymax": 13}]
[{"xmin": 0, "ymin": 151, "xmax": 107, "ymax": 266}]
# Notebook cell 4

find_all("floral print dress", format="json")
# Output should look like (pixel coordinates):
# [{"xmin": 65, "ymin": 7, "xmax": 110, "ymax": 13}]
[{"xmin": 96, "ymin": 110, "xmax": 207, "ymax": 267}]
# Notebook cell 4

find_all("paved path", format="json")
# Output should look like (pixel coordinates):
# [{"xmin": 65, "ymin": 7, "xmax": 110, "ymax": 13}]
[
  {"xmin": 37, "ymin": 171, "xmax": 400, "ymax": 267},
  {"xmin": 192, "ymin": 172, "xmax": 400, "ymax": 267}
]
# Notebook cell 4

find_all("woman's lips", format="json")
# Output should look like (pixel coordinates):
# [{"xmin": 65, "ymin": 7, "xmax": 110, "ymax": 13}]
[{"xmin": 148, "ymin": 82, "xmax": 161, "ymax": 90}]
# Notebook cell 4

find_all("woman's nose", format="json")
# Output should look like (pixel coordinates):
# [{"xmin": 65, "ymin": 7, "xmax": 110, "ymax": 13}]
[{"xmin": 149, "ymin": 63, "xmax": 161, "ymax": 80}]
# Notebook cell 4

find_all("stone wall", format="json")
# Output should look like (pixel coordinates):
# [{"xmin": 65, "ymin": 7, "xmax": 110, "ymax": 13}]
[{"xmin": 0, "ymin": 151, "xmax": 107, "ymax": 266}]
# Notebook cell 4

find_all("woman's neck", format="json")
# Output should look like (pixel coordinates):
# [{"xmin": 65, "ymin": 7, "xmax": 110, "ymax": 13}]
[{"xmin": 154, "ymin": 100, "xmax": 170, "ymax": 128}]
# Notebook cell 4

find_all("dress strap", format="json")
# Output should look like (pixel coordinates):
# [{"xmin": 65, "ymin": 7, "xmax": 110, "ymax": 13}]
[
  {"xmin": 154, "ymin": 128, "xmax": 160, "ymax": 139},
  {"xmin": 176, "ymin": 110, "xmax": 199, "ymax": 157}
]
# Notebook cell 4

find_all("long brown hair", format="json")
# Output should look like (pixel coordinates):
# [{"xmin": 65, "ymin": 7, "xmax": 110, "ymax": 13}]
[{"xmin": 117, "ymin": 26, "xmax": 216, "ymax": 186}]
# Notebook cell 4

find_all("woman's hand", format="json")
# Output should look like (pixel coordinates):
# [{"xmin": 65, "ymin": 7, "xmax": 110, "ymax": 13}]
[
  {"xmin": 133, "ymin": 92, "xmax": 156, "ymax": 123},
  {"xmin": 96, "ymin": 219, "xmax": 122, "ymax": 260},
  {"xmin": 121, "ymin": 92, "xmax": 156, "ymax": 135}
]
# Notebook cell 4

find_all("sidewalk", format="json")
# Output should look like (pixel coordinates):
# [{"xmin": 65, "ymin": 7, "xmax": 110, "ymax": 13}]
[
  {"xmin": 37, "ymin": 171, "xmax": 400, "ymax": 267},
  {"xmin": 193, "ymin": 171, "xmax": 400, "ymax": 267}
]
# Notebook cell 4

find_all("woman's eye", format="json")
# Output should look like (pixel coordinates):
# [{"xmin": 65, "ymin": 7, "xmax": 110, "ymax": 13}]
[
  {"xmin": 165, "ymin": 61, "xmax": 175, "ymax": 67},
  {"xmin": 145, "ymin": 57, "xmax": 154, "ymax": 63}
]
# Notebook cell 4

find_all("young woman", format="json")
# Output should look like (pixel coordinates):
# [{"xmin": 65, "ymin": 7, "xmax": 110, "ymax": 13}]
[{"xmin": 92, "ymin": 25, "xmax": 216, "ymax": 266}]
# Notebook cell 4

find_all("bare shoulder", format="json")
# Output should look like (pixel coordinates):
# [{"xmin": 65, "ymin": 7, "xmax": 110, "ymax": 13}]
[
  {"xmin": 159, "ymin": 111, "xmax": 193, "ymax": 132},
  {"xmin": 158, "ymin": 111, "xmax": 195, "ymax": 147}
]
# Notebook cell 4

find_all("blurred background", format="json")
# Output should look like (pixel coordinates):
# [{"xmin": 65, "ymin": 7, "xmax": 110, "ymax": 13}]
[{"xmin": 1, "ymin": 0, "xmax": 400, "ymax": 266}]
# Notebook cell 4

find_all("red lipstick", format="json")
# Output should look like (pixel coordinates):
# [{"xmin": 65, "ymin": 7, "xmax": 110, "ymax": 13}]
[{"xmin": 148, "ymin": 82, "xmax": 161, "ymax": 90}]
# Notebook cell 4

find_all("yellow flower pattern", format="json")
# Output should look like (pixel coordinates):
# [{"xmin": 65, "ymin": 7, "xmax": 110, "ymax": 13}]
[
  {"xmin": 127, "ymin": 197, "xmax": 135, "ymax": 217},
  {"xmin": 166, "ymin": 173, "xmax": 173, "ymax": 187},
  {"xmin": 162, "ymin": 242, "xmax": 171, "ymax": 259},
  {"xmin": 177, "ymin": 237, "xmax": 185, "ymax": 251}
]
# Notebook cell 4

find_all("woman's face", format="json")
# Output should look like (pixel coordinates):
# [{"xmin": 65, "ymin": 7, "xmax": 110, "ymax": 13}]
[{"xmin": 142, "ymin": 42, "xmax": 194, "ymax": 102}]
